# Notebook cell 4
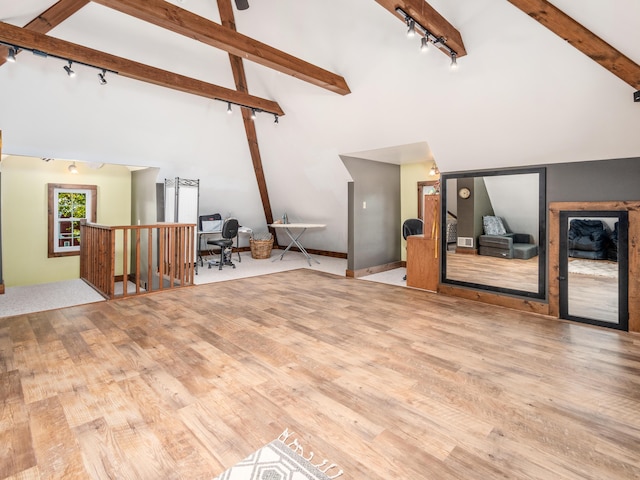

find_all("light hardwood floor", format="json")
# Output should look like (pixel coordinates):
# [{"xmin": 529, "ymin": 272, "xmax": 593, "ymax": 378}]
[{"xmin": 2, "ymin": 269, "xmax": 640, "ymax": 479}]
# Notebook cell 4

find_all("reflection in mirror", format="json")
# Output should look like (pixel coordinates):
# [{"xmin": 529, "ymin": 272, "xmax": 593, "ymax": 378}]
[
  {"xmin": 441, "ymin": 168, "xmax": 546, "ymax": 299},
  {"xmin": 559, "ymin": 211, "xmax": 628, "ymax": 330}
]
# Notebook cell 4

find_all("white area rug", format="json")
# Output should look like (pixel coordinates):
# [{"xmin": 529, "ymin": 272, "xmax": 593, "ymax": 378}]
[
  {"xmin": 214, "ymin": 430, "xmax": 342, "ymax": 480},
  {"xmin": 568, "ymin": 259, "xmax": 618, "ymax": 278}
]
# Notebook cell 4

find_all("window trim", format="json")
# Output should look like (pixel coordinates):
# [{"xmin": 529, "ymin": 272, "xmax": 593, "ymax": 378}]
[{"xmin": 48, "ymin": 183, "xmax": 97, "ymax": 258}]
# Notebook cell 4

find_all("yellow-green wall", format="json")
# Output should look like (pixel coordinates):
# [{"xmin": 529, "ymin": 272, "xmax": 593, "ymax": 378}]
[
  {"xmin": 0, "ymin": 156, "xmax": 131, "ymax": 287},
  {"xmin": 400, "ymin": 162, "xmax": 439, "ymax": 260}
]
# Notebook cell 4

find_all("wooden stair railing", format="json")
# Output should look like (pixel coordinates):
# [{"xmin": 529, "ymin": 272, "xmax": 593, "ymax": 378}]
[{"xmin": 80, "ymin": 221, "xmax": 196, "ymax": 299}]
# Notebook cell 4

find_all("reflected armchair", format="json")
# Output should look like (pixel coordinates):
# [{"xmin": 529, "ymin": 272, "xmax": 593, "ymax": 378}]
[{"xmin": 478, "ymin": 216, "xmax": 537, "ymax": 260}]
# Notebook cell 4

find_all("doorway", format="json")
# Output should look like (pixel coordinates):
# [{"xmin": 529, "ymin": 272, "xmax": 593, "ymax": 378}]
[{"xmin": 558, "ymin": 210, "xmax": 628, "ymax": 330}]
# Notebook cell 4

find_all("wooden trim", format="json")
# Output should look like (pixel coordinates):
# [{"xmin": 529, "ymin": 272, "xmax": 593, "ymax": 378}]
[
  {"xmin": 0, "ymin": 283, "xmax": 4, "ymax": 295},
  {"xmin": 507, "ymin": 0, "xmax": 640, "ymax": 90},
  {"xmin": 93, "ymin": 0, "xmax": 350, "ymax": 95},
  {"xmin": 347, "ymin": 261, "xmax": 403, "ymax": 278},
  {"xmin": 375, "ymin": 0, "xmax": 467, "ymax": 57},
  {"xmin": 549, "ymin": 201, "xmax": 640, "ymax": 333},
  {"xmin": 0, "ymin": 22, "xmax": 284, "ymax": 115},
  {"xmin": 439, "ymin": 284, "xmax": 550, "ymax": 315},
  {"xmin": 48, "ymin": 183, "xmax": 97, "ymax": 258}
]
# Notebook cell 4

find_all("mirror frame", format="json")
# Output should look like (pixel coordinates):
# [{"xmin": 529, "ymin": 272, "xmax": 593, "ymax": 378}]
[{"xmin": 440, "ymin": 167, "xmax": 547, "ymax": 300}]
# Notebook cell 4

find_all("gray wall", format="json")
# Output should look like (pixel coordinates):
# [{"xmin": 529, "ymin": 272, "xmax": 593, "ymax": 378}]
[
  {"xmin": 342, "ymin": 156, "xmax": 400, "ymax": 271},
  {"xmin": 547, "ymin": 157, "xmax": 640, "ymax": 203}
]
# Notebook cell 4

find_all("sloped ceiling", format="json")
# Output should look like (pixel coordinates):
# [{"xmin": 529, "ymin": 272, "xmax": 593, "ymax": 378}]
[{"xmin": 0, "ymin": 0, "xmax": 639, "ymax": 254}]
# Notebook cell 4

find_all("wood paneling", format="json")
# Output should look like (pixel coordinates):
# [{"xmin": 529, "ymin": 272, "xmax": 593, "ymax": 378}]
[
  {"xmin": 2, "ymin": 269, "xmax": 640, "ymax": 478},
  {"xmin": 507, "ymin": 0, "xmax": 640, "ymax": 90}
]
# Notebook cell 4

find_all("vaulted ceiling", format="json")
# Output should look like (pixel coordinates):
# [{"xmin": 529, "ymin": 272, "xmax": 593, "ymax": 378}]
[{"xmin": 0, "ymin": 0, "xmax": 639, "ymax": 253}]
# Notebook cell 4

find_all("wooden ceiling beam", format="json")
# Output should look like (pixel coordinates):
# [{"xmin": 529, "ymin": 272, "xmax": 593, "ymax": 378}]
[
  {"xmin": 91, "ymin": 0, "xmax": 351, "ymax": 95},
  {"xmin": 508, "ymin": 0, "xmax": 640, "ymax": 90},
  {"xmin": 0, "ymin": 0, "xmax": 89, "ymax": 66},
  {"xmin": 375, "ymin": 0, "xmax": 467, "ymax": 57},
  {"xmin": 0, "ymin": 22, "xmax": 284, "ymax": 115},
  {"xmin": 217, "ymin": 0, "xmax": 278, "ymax": 241}
]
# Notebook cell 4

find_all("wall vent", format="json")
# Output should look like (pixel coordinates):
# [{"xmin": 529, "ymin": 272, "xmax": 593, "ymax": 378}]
[{"xmin": 457, "ymin": 237, "xmax": 474, "ymax": 248}]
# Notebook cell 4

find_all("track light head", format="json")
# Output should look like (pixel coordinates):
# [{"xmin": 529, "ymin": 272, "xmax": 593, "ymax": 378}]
[
  {"xmin": 420, "ymin": 37, "xmax": 429, "ymax": 53},
  {"xmin": 227, "ymin": 102, "xmax": 233, "ymax": 114},
  {"xmin": 407, "ymin": 19, "xmax": 416, "ymax": 38},
  {"xmin": 68, "ymin": 163, "xmax": 78, "ymax": 174},
  {"xmin": 250, "ymin": 108, "xmax": 257, "ymax": 120},
  {"xmin": 64, "ymin": 60, "xmax": 75, "ymax": 77},
  {"xmin": 98, "ymin": 69, "xmax": 107, "ymax": 85},
  {"xmin": 273, "ymin": 114, "xmax": 279, "ymax": 124},
  {"xmin": 450, "ymin": 52, "xmax": 458, "ymax": 70},
  {"xmin": 7, "ymin": 46, "xmax": 16, "ymax": 63}
]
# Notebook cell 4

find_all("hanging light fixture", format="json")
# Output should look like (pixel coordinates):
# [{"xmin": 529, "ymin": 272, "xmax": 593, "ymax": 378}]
[
  {"xmin": 250, "ymin": 108, "xmax": 257, "ymax": 120},
  {"xmin": 273, "ymin": 114, "xmax": 279, "ymax": 124},
  {"xmin": 7, "ymin": 46, "xmax": 17, "ymax": 63},
  {"xmin": 420, "ymin": 37, "xmax": 429, "ymax": 53},
  {"xmin": 406, "ymin": 19, "xmax": 416, "ymax": 38},
  {"xmin": 396, "ymin": 8, "xmax": 459, "ymax": 68},
  {"xmin": 97, "ymin": 69, "xmax": 107, "ymax": 85},
  {"xmin": 63, "ymin": 60, "xmax": 75, "ymax": 77},
  {"xmin": 68, "ymin": 163, "xmax": 78, "ymax": 174},
  {"xmin": 227, "ymin": 102, "xmax": 233, "ymax": 114}
]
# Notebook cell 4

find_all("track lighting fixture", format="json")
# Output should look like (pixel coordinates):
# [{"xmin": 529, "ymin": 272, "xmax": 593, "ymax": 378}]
[
  {"xmin": 406, "ymin": 19, "xmax": 416, "ymax": 38},
  {"xmin": 0, "ymin": 41, "xmax": 118, "ymax": 84},
  {"xmin": 68, "ymin": 163, "xmax": 78, "ymax": 174},
  {"xmin": 98, "ymin": 69, "xmax": 107, "ymax": 85},
  {"xmin": 420, "ymin": 37, "xmax": 429, "ymax": 53},
  {"xmin": 450, "ymin": 52, "xmax": 458, "ymax": 70},
  {"xmin": 396, "ymin": 8, "xmax": 459, "ymax": 68},
  {"xmin": 64, "ymin": 60, "xmax": 76, "ymax": 77},
  {"xmin": 213, "ymin": 99, "xmax": 280, "ymax": 121},
  {"xmin": 274, "ymin": 114, "xmax": 279, "ymax": 124}
]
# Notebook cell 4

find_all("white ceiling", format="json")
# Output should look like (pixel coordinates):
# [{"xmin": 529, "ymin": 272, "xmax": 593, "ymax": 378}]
[{"xmin": 0, "ymin": 0, "xmax": 639, "ymax": 253}]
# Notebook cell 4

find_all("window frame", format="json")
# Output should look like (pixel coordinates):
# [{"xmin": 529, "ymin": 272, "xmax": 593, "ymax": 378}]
[{"xmin": 48, "ymin": 183, "xmax": 97, "ymax": 258}]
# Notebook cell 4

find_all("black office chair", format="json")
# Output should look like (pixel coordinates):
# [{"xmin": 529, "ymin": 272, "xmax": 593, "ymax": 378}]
[
  {"xmin": 207, "ymin": 218, "xmax": 239, "ymax": 270},
  {"xmin": 402, "ymin": 218, "xmax": 424, "ymax": 280}
]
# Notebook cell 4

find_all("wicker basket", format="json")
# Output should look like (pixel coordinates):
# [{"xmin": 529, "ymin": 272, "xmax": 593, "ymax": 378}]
[{"xmin": 250, "ymin": 238, "xmax": 274, "ymax": 259}]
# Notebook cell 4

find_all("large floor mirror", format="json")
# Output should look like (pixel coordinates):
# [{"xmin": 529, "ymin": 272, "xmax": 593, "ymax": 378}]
[{"xmin": 440, "ymin": 167, "xmax": 546, "ymax": 299}]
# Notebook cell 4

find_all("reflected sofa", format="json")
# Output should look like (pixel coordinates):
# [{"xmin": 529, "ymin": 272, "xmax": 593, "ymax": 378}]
[{"xmin": 478, "ymin": 216, "xmax": 538, "ymax": 260}]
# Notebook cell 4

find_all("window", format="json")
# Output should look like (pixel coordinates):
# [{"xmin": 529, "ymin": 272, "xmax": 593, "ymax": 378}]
[{"xmin": 48, "ymin": 184, "xmax": 97, "ymax": 257}]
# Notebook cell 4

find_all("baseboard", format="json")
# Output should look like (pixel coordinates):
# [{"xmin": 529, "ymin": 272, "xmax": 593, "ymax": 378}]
[
  {"xmin": 455, "ymin": 247, "xmax": 477, "ymax": 255},
  {"xmin": 346, "ymin": 261, "xmax": 404, "ymax": 278},
  {"xmin": 0, "ymin": 282, "xmax": 4, "ymax": 294}
]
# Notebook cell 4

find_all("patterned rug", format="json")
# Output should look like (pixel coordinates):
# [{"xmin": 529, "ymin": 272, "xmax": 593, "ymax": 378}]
[
  {"xmin": 568, "ymin": 259, "xmax": 618, "ymax": 278},
  {"xmin": 214, "ymin": 430, "xmax": 343, "ymax": 480}
]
